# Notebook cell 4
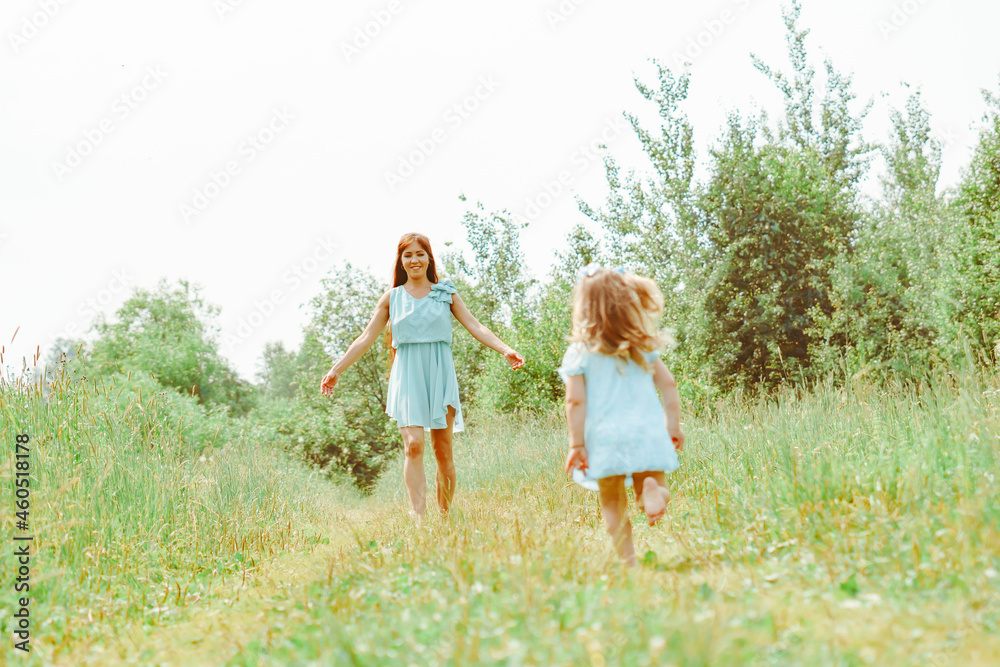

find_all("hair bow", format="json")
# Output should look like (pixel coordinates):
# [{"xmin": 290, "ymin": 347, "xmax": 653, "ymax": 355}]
[{"xmin": 576, "ymin": 262, "xmax": 626, "ymax": 283}]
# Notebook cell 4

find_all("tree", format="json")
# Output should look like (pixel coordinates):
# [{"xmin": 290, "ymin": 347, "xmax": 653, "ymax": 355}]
[
  {"xmin": 953, "ymin": 79, "xmax": 1000, "ymax": 360},
  {"xmin": 701, "ymin": 126, "xmax": 858, "ymax": 389},
  {"xmin": 448, "ymin": 197, "xmax": 534, "ymax": 330},
  {"xmin": 443, "ymin": 199, "xmax": 535, "ymax": 411},
  {"xmin": 585, "ymin": 0, "xmax": 873, "ymax": 392},
  {"xmin": 86, "ymin": 279, "xmax": 254, "ymax": 415},
  {"xmin": 551, "ymin": 224, "xmax": 604, "ymax": 285},
  {"xmin": 881, "ymin": 89, "xmax": 942, "ymax": 215},
  {"xmin": 750, "ymin": 2, "xmax": 872, "ymax": 190},
  {"xmin": 810, "ymin": 90, "xmax": 951, "ymax": 377},
  {"xmin": 264, "ymin": 263, "xmax": 396, "ymax": 490},
  {"xmin": 579, "ymin": 65, "xmax": 698, "ymax": 299},
  {"xmin": 474, "ymin": 224, "xmax": 599, "ymax": 415},
  {"xmin": 256, "ymin": 341, "xmax": 299, "ymax": 400},
  {"xmin": 579, "ymin": 65, "xmax": 705, "ymax": 383}
]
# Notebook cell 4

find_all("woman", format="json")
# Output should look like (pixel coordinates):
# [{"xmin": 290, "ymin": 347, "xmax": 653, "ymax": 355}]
[{"xmin": 320, "ymin": 232, "xmax": 525, "ymax": 517}]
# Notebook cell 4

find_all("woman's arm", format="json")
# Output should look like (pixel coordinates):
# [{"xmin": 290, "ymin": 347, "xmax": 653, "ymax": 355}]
[
  {"xmin": 450, "ymin": 292, "xmax": 525, "ymax": 369},
  {"xmin": 652, "ymin": 359, "xmax": 685, "ymax": 451},
  {"xmin": 320, "ymin": 291, "xmax": 391, "ymax": 395}
]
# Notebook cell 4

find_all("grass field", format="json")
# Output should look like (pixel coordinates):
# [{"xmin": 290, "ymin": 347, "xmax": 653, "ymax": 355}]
[{"xmin": 2, "ymin": 362, "xmax": 999, "ymax": 665}]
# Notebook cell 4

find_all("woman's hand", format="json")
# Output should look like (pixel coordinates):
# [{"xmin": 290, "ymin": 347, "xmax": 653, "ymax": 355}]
[
  {"xmin": 504, "ymin": 347, "xmax": 525, "ymax": 370},
  {"xmin": 320, "ymin": 369, "xmax": 341, "ymax": 396},
  {"xmin": 451, "ymin": 293, "xmax": 525, "ymax": 369},
  {"xmin": 564, "ymin": 445, "xmax": 588, "ymax": 475},
  {"xmin": 319, "ymin": 292, "xmax": 390, "ymax": 397}
]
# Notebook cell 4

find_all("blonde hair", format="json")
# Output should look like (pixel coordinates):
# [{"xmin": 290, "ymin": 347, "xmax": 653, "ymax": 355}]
[{"xmin": 570, "ymin": 269, "xmax": 669, "ymax": 371}]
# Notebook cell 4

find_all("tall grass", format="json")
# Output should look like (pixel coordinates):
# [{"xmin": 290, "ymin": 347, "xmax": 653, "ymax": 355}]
[
  {"xmin": 0, "ymin": 365, "xmax": 355, "ymax": 662},
  {"xmin": 3, "ymin": 360, "xmax": 999, "ymax": 665},
  {"xmin": 226, "ymin": 364, "xmax": 1000, "ymax": 666}
]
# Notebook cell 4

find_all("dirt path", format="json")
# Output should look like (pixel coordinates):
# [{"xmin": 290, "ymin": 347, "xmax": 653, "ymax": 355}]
[{"xmin": 47, "ymin": 504, "xmax": 381, "ymax": 666}]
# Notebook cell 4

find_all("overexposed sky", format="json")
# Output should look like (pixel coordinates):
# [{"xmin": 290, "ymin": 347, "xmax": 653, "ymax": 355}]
[{"xmin": 3, "ymin": 0, "xmax": 999, "ymax": 381}]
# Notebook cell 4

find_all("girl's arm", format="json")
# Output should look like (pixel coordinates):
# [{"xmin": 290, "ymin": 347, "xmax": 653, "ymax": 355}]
[
  {"xmin": 652, "ymin": 359, "xmax": 685, "ymax": 451},
  {"xmin": 320, "ymin": 291, "xmax": 391, "ymax": 395},
  {"xmin": 450, "ymin": 292, "xmax": 525, "ymax": 369},
  {"xmin": 563, "ymin": 374, "xmax": 588, "ymax": 474}
]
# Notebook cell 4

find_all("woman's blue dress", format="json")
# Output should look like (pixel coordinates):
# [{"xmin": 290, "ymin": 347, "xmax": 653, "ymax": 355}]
[{"xmin": 385, "ymin": 280, "xmax": 464, "ymax": 432}]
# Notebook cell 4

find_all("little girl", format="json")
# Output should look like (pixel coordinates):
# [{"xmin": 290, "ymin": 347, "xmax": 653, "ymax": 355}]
[{"xmin": 559, "ymin": 264, "xmax": 685, "ymax": 567}]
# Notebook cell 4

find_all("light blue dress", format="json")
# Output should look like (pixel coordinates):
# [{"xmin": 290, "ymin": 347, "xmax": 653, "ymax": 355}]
[
  {"xmin": 385, "ymin": 280, "xmax": 464, "ymax": 432},
  {"xmin": 558, "ymin": 342, "xmax": 679, "ymax": 491}
]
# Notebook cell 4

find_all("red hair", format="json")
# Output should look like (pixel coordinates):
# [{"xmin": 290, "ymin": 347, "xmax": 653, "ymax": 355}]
[{"xmin": 386, "ymin": 233, "xmax": 439, "ymax": 362}]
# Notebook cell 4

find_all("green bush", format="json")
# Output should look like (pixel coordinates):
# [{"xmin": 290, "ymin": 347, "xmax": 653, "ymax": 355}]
[
  {"xmin": 84, "ymin": 278, "xmax": 255, "ymax": 416},
  {"xmin": 253, "ymin": 263, "xmax": 398, "ymax": 491},
  {"xmin": 952, "ymin": 80, "xmax": 1000, "ymax": 360},
  {"xmin": 474, "ymin": 280, "xmax": 572, "ymax": 415}
]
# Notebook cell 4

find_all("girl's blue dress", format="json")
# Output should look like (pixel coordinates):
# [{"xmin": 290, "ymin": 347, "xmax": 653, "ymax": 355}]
[
  {"xmin": 558, "ymin": 342, "xmax": 679, "ymax": 491},
  {"xmin": 385, "ymin": 280, "xmax": 464, "ymax": 432}
]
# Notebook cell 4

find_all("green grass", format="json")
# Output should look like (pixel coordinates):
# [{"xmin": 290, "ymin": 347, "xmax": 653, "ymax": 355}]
[
  {"xmin": 3, "ymin": 364, "xmax": 999, "ymax": 665},
  {"xmin": 0, "ymin": 369, "xmax": 356, "ymax": 664}
]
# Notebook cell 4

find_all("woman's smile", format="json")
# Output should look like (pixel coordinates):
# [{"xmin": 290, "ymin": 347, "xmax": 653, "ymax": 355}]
[{"xmin": 401, "ymin": 241, "xmax": 429, "ymax": 278}]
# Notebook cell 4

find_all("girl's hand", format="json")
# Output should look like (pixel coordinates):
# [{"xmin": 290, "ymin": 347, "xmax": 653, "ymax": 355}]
[
  {"xmin": 320, "ymin": 370, "xmax": 340, "ymax": 396},
  {"xmin": 564, "ymin": 446, "xmax": 588, "ymax": 475},
  {"xmin": 670, "ymin": 429, "xmax": 685, "ymax": 452},
  {"xmin": 504, "ymin": 347, "xmax": 525, "ymax": 370}
]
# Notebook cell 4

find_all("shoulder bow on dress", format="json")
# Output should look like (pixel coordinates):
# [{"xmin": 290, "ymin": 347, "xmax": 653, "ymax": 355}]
[{"xmin": 429, "ymin": 280, "xmax": 457, "ymax": 304}]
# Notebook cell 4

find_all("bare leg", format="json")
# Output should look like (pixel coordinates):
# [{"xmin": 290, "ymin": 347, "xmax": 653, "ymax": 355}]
[
  {"xmin": 400, "ymin": 426, "xmax": 426, "ymax": 518},
  {"xmin": 430, "ymin": 406, "xmax": 457, "ymax": 514},
  {"xmin": 633, "ymin": 471, "xmax": 670, "ymax": 526},
  {"xmin": 597, "ymin": 476, "xmax": 637, "ymax": 567}
]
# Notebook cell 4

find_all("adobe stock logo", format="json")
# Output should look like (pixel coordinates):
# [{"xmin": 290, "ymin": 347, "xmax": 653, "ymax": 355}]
[
  {"xmin": 340, "ymin": 0, "xmax": 415, "ymax": 63},
  {"xmin": 222, "ymin": 235, "xmax": 339, "ymax": 352},
  {"xmin": 669, "ymin": 0, "xmax": 754, "ymax": 68},
  {"xmin": 544, "ymin": 0, "xmax": 590, "ymax": 30},
  {"xmin": 213, "ymin": 0, "xmax": 250, "ymax": 21},
  {"xmin": 519, "ymin": 117, "xmax": 627, "ymax": 222},
  {"xmin": 383, "ymin": 75, "xmax": 501, "ymax": 192},
  {"xmin": 178, "ymin": 107, "xmax": 294, "ymax": 224},
  {"xmin": 7, "ymin": 0, "xmax": 73, "ymax": 54},
  {"xmin": 876, "ymin": 0, "xmax": 932, "ymax": 40}
]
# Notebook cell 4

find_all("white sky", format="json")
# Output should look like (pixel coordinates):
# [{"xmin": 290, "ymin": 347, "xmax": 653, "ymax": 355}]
[{"xmin": 2, "ymin": 0, "xmax": 999, "ymax": 382}]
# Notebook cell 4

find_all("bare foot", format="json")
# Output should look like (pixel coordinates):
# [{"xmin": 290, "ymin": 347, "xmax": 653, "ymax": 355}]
[{"xmin": 642, "ymin": 477, "xmax": 669, "ymax": 526}]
